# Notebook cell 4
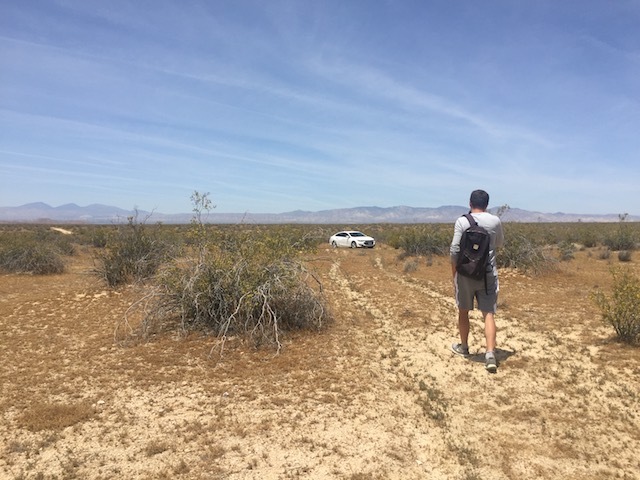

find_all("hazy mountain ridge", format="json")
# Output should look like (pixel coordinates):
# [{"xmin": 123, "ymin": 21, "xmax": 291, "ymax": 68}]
[{"xmin": 0, "ymin": 202, "xmax": 636, "ymax": 224}]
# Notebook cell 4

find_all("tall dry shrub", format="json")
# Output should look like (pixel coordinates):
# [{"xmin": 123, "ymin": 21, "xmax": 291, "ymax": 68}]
[{"xmin": 127, "ymin": 192, "xmax": 331, "ymax": 354}]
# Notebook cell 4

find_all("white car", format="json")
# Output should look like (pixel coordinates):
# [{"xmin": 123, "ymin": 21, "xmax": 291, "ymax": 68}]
[{"xmin": 329, "ymin": 231, "xmax": 376, "ymax": 249}]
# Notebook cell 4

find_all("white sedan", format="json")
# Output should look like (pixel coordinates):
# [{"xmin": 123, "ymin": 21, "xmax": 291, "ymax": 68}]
[{"xmin": 329, "ymin": 231, "xmax": 376, "ymax": 249}]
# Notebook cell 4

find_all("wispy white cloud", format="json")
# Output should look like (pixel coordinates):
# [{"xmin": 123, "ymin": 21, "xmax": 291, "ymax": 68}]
[{"xmin": 1, "ymin": 1, "xmax": 639, "ymax": 214}]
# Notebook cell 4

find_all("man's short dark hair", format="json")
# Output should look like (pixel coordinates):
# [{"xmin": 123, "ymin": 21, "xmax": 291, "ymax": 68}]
[{"xmin": 470, "ymin": 190, "xmax": 489, "ymax": 210}]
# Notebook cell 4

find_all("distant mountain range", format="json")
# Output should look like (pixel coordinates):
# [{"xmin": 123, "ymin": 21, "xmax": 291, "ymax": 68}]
[{"xmin": 0, "ymin": 202, "xmax": 636, "ymax": 224}]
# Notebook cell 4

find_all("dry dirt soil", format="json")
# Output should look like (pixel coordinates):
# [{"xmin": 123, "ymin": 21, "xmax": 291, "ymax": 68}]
[{"xmin": 1, "ymin": 241, "xmax": 639, "ymax": 480}]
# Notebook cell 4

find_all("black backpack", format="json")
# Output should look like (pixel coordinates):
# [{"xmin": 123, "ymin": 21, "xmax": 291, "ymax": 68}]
[{"xmin": 456, "ymin": 213, "xmax": 491, "ymax": 280}]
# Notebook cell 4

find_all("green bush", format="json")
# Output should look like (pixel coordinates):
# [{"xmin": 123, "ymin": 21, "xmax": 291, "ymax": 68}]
[
  {"xmin": 94, "ymin": 215, "xmax": 172, "ymax": 287},
  {"xmin": 592, "ymin": 268, "xmax": 640, "ymax": 344}
]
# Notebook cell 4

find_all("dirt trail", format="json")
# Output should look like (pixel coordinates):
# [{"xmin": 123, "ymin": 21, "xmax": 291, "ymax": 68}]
[
  {"xmin": 322, "ymin": 248, "xmax": 514, "ymax": 477},
  {"xmin": 1, "ymin": 245, "xmax": 638, "ymax": 479}
]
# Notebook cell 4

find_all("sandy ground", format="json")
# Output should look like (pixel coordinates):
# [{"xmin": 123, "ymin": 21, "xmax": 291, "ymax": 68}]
[{"xmin": 1, "ymin": 243, "xmax": 639, "ymax": 479}]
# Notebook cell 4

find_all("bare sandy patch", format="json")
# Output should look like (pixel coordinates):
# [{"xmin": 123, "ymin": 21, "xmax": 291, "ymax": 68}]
[{"xmin": 50, "ymin": 227, "xmax": 74, "ymax": 235}]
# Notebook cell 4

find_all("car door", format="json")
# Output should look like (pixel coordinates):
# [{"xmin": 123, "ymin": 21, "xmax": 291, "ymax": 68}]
[{"xmin": 337, "ymin": 232, "xmax": 349, "ymax": 247}]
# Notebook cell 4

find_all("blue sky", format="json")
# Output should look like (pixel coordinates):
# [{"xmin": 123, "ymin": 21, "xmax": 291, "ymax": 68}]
[{"xmin": 1, "ymin": 0, "xmax": 639, "ymax": 215}]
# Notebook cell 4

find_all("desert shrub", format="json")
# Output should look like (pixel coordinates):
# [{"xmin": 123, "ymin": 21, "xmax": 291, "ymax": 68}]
[
  {"xmin": 0, "ymin": 230, "xmax": 69, "ymax": 274},
  {"xmin": 0, "ymin": 239, "xmax": 66, "ymax": 274},
  {"xmin": 89, "ymin": 226, "xmax": 110, "ymax": 248},
  {"xmin": 592, "ymin": 268, "xmax": 640, "ymax": 344},
  {"xmin": 141, "ymin": 236, "xmax": 330, "ymax": 352},
  {"xmin": 598, "ymin": 247, "xmax": 611, "ymax": 260},
  {"xmin": 618, "ymin": 250, "xmax": 632, "ymax": 262},
  {"xmin": 94, "ymin": 214, "xmax": 172, "ymax": 287},
  {"xmin": 74, "ymin": 224, "xmax": 122, "ymax": 248},
  {"xmin": 554, "ymin": 223, "xmax": 599, "ymax": 248},
  {"xmin": 603, "ymin": 217, "xmax": 636, "ymax": 251},
  {"xmin": 35, "ymin": 228, "xmax": 76, "ymax": 256},
  {"xmin": 576, "ymin": 228, "xmax": 599, "ymax": 248},
  {"xmin": 604, "ymin": 232, "xmax": 635, "ymax": 251},
  {"xmin": 122, "ymin": 192, "xmax": 331, "ymax": 353},
  {"xmin": 558, "ymin": 240, "xmax": 576, "ymax": 261},
  {"xmin": 497, "ymin": 233, "xmax": 556, "ymax": 274},
  {"xmin": 387, "ymin": 225, "xmax": 450, "ymax": 257},
  {"xmin": 403, "ymin": 259, "xmax": 419, "ymax": 273},
  {"xmin": 213, "ymin": 224, "xmax": 318, "ymax": 261}
]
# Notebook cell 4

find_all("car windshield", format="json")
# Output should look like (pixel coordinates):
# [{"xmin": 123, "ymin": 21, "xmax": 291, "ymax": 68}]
[{"xmin": 349, "ymin": 232, "xmax": 365, "ymax": 237}]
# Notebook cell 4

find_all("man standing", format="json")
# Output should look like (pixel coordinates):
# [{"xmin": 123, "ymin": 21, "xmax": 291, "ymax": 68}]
[{"xmin": 450, "ymin": 190, "xmax": 504, "ymax": 373}]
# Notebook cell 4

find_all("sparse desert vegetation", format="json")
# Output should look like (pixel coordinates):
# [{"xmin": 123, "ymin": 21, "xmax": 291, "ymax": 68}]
[
  {"xmin": 592, "ymin": 268, "xmax": 640, "ymax": 344},
  {"xmin": 1, "ymin": 220, "xmax": 639, "ymax": 479},
  {"xmin": 0, "ymin": 227, "xmax": 74, "ymax": 274}
]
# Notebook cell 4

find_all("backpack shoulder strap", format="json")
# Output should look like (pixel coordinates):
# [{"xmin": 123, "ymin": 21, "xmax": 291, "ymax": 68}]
[{"xmin": 463, "ymin": 213, "xmax": 477, "ymax": 227}]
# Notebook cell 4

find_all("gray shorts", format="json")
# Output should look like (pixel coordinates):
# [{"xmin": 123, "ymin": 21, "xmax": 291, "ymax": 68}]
[{"xmin": 454, "ymin": 272, "xmax": 499, "ymax": 313}]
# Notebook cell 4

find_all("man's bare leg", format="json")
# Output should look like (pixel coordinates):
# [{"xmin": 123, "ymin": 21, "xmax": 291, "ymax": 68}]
[
  {"xmin": 483, "ymin": 311, "xmax": 498, "ymax": 372},
  {"xmin": 451, "ymin": 309, "xmax": 472, "ymax": 356},
  {"xmin": 483, "ymin": 311, "xmax": 496, "ymax": 353},
  {"xmin": 458, "ymin": 309, "xmax": 470, "ymax": 345}
]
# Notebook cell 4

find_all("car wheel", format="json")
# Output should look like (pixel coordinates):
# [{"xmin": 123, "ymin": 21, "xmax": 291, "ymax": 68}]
[
  {"xmin": 331, "ymin": 241, "xmax": 338, "ymax": 248},
  {"xmin": 351, "ymin": 241, "xmax": 357, "ymax": 248}
]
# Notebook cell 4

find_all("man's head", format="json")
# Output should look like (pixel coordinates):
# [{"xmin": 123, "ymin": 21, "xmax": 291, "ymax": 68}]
[{"xmin": 469, "ymin": 189, "xmax": 490, "ymax": 210}]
